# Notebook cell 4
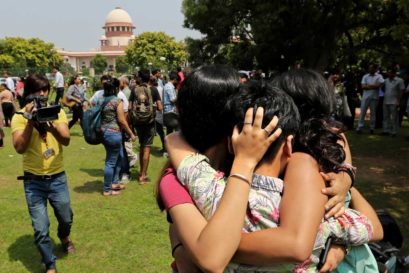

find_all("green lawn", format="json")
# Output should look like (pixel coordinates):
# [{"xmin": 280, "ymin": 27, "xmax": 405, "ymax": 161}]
[
  {"xmin": 0, "ymin": 125, "xmax": 171, "ymax": 273},
  {"xmin": 0, "ymin": 118, "xmax": 408, "ymax": 272}
]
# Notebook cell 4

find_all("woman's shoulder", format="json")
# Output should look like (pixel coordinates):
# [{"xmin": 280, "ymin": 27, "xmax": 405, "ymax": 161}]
[{"xmin": 287, "ymin": 152, "xmax": 320, "ymax": 172}]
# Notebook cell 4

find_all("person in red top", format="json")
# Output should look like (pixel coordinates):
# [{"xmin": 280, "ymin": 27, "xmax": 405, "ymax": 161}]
[{"xmin": 176, "ymin": 67, "xmax": 185, "ymax": 91}]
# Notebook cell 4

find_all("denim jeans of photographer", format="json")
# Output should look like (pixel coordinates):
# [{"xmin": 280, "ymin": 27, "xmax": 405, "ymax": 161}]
[{"xmin": 23, "ymin": 172, "xmax": 73, "ymax": 270}]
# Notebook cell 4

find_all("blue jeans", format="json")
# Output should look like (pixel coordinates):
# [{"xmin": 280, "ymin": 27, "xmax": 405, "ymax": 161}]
[
  {"xmin": 357, "ymin": 96, "xmax": 378, "ymax": 130},
  {"xmin": 102, "ymin": 130, "xmax": 123, "ymax": 192},
  {"xmin": 23, "ymin": 172, "xmax": 73, "ymax": 270}
]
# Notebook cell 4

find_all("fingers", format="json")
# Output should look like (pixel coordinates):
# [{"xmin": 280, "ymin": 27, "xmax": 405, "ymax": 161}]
[
  {"xmin": 324, "ymin": 194, "xmax": 341, "ymax": 211},
  {"xmin": 252, "ymin": 107, "xmax": 264, "ymax": 128},
  {"xmin": 319, "ymin": 262, "xmax": 333, "ymax": 273},
  {"xmin": 268, "ymin": 127, "xmax": 282, "ymax": 143},
  {"xmin": 243, "ymin": 107, "xmax": 254, "ymax": 130},
  {"xmin": 263, "ymin": 115, "xmax": 279, "ymax": 134},
  {"xmin": 325, "ymin": 202, "xmax": 345, "ymax": 219}
]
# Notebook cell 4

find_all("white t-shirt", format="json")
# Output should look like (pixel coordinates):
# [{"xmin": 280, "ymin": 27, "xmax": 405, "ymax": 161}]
[
  {"xmin": 384, "ymin": 77, "xmax": 405, "ymax": 105},
  {"xmin": 5, "ymin": 77, "xmax": 15, "ymax": 92},
  {"xmin": 361, "ymin": 73, "xmax": 384, "ymax": 99},
  {"xmin": 55, "ymin": 71, "xmax": 64, "ymax": 88},
  {"xmin": 90, "ymin": 90, "xmax": 128, "ymax": 112}
]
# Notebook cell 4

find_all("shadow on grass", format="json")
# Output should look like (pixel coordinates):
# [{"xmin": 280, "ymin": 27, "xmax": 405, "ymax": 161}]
[
  {"xmin": 8, "ymin": 234, "xmax": 67, "ymax": 273},
  {"xmin": 69, "ymin": 131, "xmax": 83, "ymax": 137},
  {"xmin": 80, "ymin": 168, "xmax": 104, "ymax": 177},
  {"xmin": 150, "ymin": 146, "xmax": 165, "ymax": 158},
  {"xmin": 73, "ymin": 180, "xmax": 102, "ymax": 193}
]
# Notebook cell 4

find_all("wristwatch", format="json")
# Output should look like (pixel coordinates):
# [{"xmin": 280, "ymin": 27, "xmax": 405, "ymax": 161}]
[{"xmin": 23, "ymin": 112, "xmax": 33, "ymax": 120}]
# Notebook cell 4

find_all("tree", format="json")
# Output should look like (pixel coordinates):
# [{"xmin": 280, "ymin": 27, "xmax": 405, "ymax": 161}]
[
  {"xmin": 0, "ymin": 37, "xmax": 62, "ymax": 75},
  {"xmin": 91, "ymin": 54, "xmax": 108, "ymax": 75},
  {"xmin": 115, "ymin": 56, "xmax": 131, "ymax": 74},
  {"xmin": 126, "ymin": 32, "xmax": 187, "ymax": 70},
  {"xmin": 182, "ymin": 0, "xmax": 409, "ymax": 71}
]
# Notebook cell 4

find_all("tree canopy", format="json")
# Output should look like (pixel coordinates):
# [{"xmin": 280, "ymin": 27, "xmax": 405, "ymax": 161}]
[
  {"xmin": 0, "ymin": 37, "xmax": 62, "ymax": 75},
  {"xmin": 182, "ymin": 0, "xmax": 409, "ymax": 71},
  {"xmin": 91, "ymin": 54, "xmax": 108, "ymax": 75},
  {"xmin": 126, "ymin": 32, "xmax": 187, "ymax": 70}
]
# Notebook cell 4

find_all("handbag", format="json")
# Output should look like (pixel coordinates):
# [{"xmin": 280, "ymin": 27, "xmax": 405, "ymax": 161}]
[{"xmin": 61, "ymin": 94, "xmax": 76, "ymax": 108}]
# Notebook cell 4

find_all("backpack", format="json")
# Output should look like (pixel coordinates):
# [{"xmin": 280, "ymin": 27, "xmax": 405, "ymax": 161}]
[
  {"xmin": 129, "ymin": 84, "xmax": 155, "ymax": 126},
  {"xmin": 81, "ymin": 96, "xmax": 111, "ymax": 145},
  {"xmin": 368, "ymin": 209, "xmax": 407, "ymax": 273}
]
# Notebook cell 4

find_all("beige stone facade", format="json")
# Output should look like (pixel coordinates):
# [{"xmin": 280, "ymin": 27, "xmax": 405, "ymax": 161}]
[{"xmin": 58, "ymin": 7, "xmax": 135, "ymax": 72}]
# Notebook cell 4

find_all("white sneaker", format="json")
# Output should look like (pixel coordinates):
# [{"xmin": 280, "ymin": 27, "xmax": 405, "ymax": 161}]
[{"xmin": 120, "ymin": 174, "xmax": 130, "ymax": 184}]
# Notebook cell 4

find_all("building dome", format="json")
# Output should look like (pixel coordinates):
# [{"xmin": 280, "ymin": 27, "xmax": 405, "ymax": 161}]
[{"xmin": 105, "ymin": 7, "xmax": 133, "ymax": 24}]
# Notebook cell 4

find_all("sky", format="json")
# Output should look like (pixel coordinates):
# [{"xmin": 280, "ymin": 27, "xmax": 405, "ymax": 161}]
[{"xmin": 0, "ymin": 0, "xmax": 202, "ymax": 51}]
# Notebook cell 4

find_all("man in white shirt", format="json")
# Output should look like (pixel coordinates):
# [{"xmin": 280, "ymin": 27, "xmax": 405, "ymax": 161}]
[
  {"xmin": 382, "ymin": 68, "xmax": 405, "ymax": 137},
  {"xmin": 4, "ymin": 71, "xmax": 15, "ymax": 96},
  {"xmin": 53, "ymin": 67, "xmax": 65, "ymax": 105},
  {"xmin": 357, "ymin": 64, "xmax": 385, "ymax": 134},
  {"xmin": 90, "ymin": 75, "xmax": 129, "ymax": 112}
]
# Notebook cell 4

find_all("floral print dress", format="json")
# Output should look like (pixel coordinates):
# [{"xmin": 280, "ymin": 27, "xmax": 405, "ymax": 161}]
[{"xmin": 177, "ymin": 154, "xmax": 374, "ymax": 273}]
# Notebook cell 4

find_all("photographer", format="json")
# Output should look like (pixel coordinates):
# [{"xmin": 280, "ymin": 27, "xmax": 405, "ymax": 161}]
[{"xmin": 11, "ymin": 74, "xmax": 75, "ymax": 273}]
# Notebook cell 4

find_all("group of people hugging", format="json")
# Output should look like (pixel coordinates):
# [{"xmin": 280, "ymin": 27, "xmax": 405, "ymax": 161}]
[{"xmin": 156, "ymin": 65, "xmax": 384, "ymax": 273}]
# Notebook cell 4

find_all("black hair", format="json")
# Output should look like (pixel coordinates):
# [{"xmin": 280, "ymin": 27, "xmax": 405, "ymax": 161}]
[
  {"xmin": 177, "ymin": 66, "xmax": 182, "ymax": 72},
  {"xmin": 23, "ymin": 74, "xmax": 50, "ymax": 101},
  {"xmin": 272, "ymin": 69, "xmax": 345, "ymax": 172},
  {"xmin": 226, "ymin": 81, "xmax": 300, "ymax": 163},
  {"xmin": 53, "ymin": 66, "xmax": 59, "ymax": 71},
  {"xmin": 103, "ymin": 76, "xmax": 119, "ymax": 97},
  {"xmin": 138, "ymin": 69, "xmax": 150, "ymax": 83},
  {"xmin": 152, "ymin": 69, "xmax": 160, "ymax": 75},
  {"xmin": 1, "ymin": 83, "xmax": 10, "ymax": 91},
  {"xmin": 69, "ymin": 75, "xmax": 80, "ymax": 86},
  {"xmin": 177, "ymin": 64, "xmax": 240, "ymax": 153},
  {"xmin": 100, "ymin": 75, "xmax": 110, "ymax": 83},
  {"xmin": 168, "ymin": 71, "xmax": 179, "ymax": 81}
]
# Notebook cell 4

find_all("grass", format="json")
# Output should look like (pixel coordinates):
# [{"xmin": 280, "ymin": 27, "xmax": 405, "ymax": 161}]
[
  {"xmin": 0, "ymin": 117, "xmax": 408, "ymax": 272},
  {"xmin": 0, "ymin": 124, "xmax": 170, "ymax": 273}
]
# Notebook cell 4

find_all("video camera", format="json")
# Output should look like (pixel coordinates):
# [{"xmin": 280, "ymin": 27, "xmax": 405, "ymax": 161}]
[{"xmin": 25, "ymin": 95, "xmax": 61, "ymax": 123}]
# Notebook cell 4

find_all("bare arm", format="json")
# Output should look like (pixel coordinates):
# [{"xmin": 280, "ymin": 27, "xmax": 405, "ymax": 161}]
[
  {"xmin": 349, "ymin": 187, "xmax": 383, "ymax": 241},
  {"xmin": 156, "ymin": 100, "xmax": 163, "ymax": 112},
  {"xmin": 12, "ymin": 121, "xmax": 35, "ymax": 153},
  {"xmin": 116, "ymin": 101, "xmax": 136, "ymax": 140},
  {"xmin": 234, "ymin": 152, "xmax": 327, "ymax": 264}
]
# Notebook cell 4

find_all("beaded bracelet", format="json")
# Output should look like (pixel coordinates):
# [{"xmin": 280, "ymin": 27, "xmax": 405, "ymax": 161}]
[{"xmin": 336, "ymin": 162, "xmax": 357, "ymax": 188}]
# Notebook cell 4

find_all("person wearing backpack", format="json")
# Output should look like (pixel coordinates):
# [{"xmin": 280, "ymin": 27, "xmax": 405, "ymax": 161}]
[
  {"xmin": 129, "ymin": 70, "xmax": 162, "ymax": 184},
  {"xmin": 100, "ymin": 77, "xmax": 136, "ymax": 196}
]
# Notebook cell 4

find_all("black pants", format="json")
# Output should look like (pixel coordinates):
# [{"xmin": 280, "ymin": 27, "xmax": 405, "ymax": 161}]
[
  {"xmin": 68, "ymin": 104, "xmax": 83, "ymax": 129},
  {"xmin": 55, "ymin": 87, "xmax": 64, "ymax": 105},
  {"xmin": 2, "ymin": 102, "xmax": 15, "ymax": 126},
  {"xmin": 155, "ymin": 120, "xmax": 165, "ymax": 150}
]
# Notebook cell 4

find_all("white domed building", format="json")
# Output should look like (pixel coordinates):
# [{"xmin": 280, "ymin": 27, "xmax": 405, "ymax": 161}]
[
  {"xmin": 58, "ymin": 7, "xmax": 135, "ymax": 73},
  {"xmin": 100, "ymin": 7, "xmax": 135, "ymax": 51}
]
